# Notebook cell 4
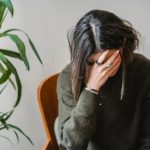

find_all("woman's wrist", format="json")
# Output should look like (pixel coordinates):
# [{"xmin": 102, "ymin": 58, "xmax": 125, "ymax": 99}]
[{"xmin": 84, "ymin": 86, "xmax": 99, "ymax": 95}]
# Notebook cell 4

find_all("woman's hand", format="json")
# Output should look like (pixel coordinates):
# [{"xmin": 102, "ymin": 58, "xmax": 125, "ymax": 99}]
[{"xmin": 86, "ymin": 50, "xmax": 121, "ymax": 91}]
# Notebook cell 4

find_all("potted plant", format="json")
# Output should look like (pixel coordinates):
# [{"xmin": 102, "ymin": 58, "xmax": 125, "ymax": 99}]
[{"xmin": 0, "ymin": 0, "xmax": 42, "ymax": 144}]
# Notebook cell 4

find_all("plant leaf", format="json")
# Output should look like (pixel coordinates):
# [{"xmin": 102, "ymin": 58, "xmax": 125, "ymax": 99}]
[
  {"xmin": 0, "ymin": 68, "xmax": 11, "ymax": 84},
  {"xmin": 7, "ymin": 124, "xmax": 33, "ymax": 145},
  {"xmin": 0, "ymin": 109, "xmax": 14, "ymax": 120},
  {"xmin": 0, "ymin": 4, "xmax": 6, "ymax": 28},
  {"xmin": 0, "ymin": 61, "xmax": 5, "ymax": 73},
  {"xmin": 0, "ymin": 126, "xmax": 6, "ymax": 130},
  {"xmin": 0, "ymin": 33, "xmax": 30, "ymax": 70},
  {"xmin": 0, "ymin": 9, "xmax": 8, "ymax": 28},
  {"xmin": 0, "ymin": 0, "xmax": 14, "ymax": 16},
  {"xmin": 0, "ymin": 62, "xmax": 16, "ymax": 90},
  {"xmin": 0, "ymin": 52, "xmax": 22, "ymax": 107},
  {"xmin": 0, "ymin": 134, "xmax": 13, "ymax": 145},
  {"xmin": 13, "ymin": 130, "xmax": 19, "ymax": 144},
  {"xmin": 0, "ymin": 118, "xmax": 9, "ymax": 130},
  {"xmin": 4, "ymin": 109, "xmax": 14, "ymax": 121},
  {"xmin": 0, "ymin": 83, "xmax": 8, "ymax": 94},
  {"xmin": 0, "ymin": 110, "xmax": 14, "ymax": 132},
  {"xmin": 4, "ymin": 29, "xmax": 43, "ymax": 64},
  {"xmin": 0, "ymin": 49, "xmax": 22, "ymax": 60},
  {"xmin": 8, "ymin": 77, "xmax": 16, "ymax": 90}
]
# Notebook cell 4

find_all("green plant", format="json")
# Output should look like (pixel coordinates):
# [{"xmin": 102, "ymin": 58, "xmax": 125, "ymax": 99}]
[{"xmin": 0, "ymin": 0, "xmax": 42, "ymax": 145}]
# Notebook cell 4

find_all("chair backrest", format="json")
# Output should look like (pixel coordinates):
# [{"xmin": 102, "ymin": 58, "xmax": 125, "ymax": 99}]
[{"xmin": 37, "ymin": 73, "xmax": 59, "ymax": 150}]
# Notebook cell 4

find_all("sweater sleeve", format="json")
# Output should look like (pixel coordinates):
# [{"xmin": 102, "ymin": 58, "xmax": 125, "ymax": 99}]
[
  {"xmin": 138, "ymin": 86, "xmax": 150, "ymax": 150},
  {"xmin": 57, "ymin": 64, "xmax": 100, "ymax": 150}
]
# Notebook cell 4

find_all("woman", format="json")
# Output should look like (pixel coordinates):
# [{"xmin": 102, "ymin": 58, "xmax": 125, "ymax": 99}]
[{"xmin": 56, "ymin": 10, "xmax": 150, "ymax": 150}]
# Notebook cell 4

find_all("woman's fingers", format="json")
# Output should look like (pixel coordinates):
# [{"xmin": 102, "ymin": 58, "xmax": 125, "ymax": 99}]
[
  {"xmin": 107, "ymin": 59, "xmax": 121, "ymax": 77},
  {"xmin": 100, "ymin": 54, "xmax": 121, "ymax": 71},
  {"xmin": 99, "ymin": 54, "xmax": 121, "ymax": 78},
  {"xmin": 106, "ymin": 50, "xmax": 119, "ymax": 64},
  {"xmin": 101, "ymin": 61, "xmax": 121, "ymax": 82},
  {"xmin": 86, "ymin": 49, "xmax": 121, "ymax": 91},
  {"xmin": 95, "ymin": 49, "xmax": 119, "ymax": 67},
  {"xmin": 105, "ymin": 50, "xmax": 120, "ymax": 65},
  {"xmin": 96, "ymin": 50, "xmax": 110, "ymax": 65}
]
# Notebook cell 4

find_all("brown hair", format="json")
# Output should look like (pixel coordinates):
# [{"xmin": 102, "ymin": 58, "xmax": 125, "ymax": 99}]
[{"xmin": 67, "ymin": 10, "xmax": 139, "ymax": 100}]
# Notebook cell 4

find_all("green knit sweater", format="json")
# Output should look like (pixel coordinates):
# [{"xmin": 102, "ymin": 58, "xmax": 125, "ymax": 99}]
[{"xmin": 56, "ymin": 53, "xmax": 150, "ymax": 150}]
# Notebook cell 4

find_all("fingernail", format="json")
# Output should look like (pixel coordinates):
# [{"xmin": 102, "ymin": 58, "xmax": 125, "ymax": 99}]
[{"xmin": 116, "ymin": 50, "xmax": 119, "ymax": 53}]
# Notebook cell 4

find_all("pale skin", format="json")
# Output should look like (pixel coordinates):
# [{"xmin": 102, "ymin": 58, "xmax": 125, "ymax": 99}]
[{"xmin": 86, "ymin": 49, "xmax": 122, "ymax": 91}]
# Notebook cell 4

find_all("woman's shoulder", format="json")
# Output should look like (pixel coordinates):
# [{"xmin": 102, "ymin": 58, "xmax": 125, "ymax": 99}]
[
  {"xmin": 132, "ymin": 53, "xmax": 150, "ymax": 66},
  {"xmin": 128, "ymin": 53, "xmax": 150, "ymax": 80},
  {"xmin": 130, "ymin": 53, "xmax": 150, "ymax": 71},
  {"xmin": 58, "ymin": 62, "xmax": 72, "ymax": 82},
  {"xmin": 57, "ymin": 62, "xmax": 72, "ymax": 93}
]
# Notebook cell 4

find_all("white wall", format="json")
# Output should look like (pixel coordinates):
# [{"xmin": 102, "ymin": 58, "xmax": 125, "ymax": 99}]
[{"xmin": 0, "ymin": 0, "xmax": 149, "ymax": 149}]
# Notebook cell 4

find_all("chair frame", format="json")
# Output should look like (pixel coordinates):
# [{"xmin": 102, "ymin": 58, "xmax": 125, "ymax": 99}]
[{"xmin": 37, "ymin": 73, "xmax": 59, "ymax": 150}]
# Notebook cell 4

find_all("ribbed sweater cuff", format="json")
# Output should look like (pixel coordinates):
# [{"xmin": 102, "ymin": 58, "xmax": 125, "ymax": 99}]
[{"xmin": 74, "ymin": 89, "xmax": 99, "ymax": 117}]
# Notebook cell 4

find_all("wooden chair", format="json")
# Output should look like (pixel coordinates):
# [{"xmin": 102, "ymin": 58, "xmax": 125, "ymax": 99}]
[{"xmin": 37, "ymin": 73, "xmax": 59, "ymax": 150}]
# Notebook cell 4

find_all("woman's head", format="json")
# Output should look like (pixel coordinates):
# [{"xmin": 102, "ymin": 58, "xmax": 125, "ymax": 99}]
[{"xmin": 68, "ymin": 9, "xmax": 139, "ymax": 100}]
